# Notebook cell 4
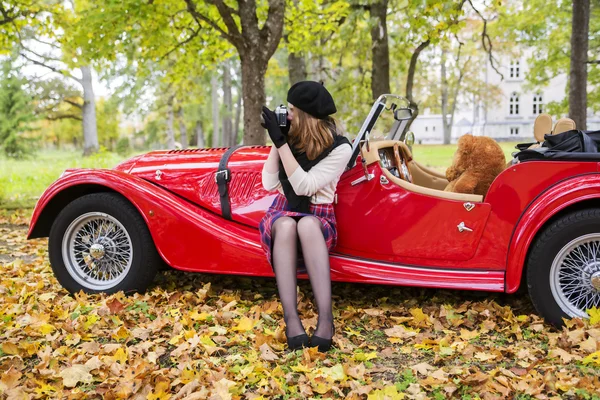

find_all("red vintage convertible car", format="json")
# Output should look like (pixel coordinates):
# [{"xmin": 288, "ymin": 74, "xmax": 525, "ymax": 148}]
[{"xmin": 28, "ymin": 95, "xmax": 600, "ymax": 327}]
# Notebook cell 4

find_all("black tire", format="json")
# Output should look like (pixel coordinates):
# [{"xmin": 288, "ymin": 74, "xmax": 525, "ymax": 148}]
[
  {"xmin": 48, "ymin": 192, "xmax": 161, "ymax": 294},
  {"xmin": 526, "ymin": 208, "xmax": 600, "ymax": 327}
]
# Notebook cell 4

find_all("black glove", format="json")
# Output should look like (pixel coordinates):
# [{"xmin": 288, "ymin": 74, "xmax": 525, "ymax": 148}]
[{"xmin": 261, "ymin": 106, "xmax": 287, "ymax": 148}]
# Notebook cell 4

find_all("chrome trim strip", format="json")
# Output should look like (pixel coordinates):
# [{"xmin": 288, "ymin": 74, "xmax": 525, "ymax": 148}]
[{"xmin": 330, "ymin": 254, "xmax": 498, "ymax": 275}]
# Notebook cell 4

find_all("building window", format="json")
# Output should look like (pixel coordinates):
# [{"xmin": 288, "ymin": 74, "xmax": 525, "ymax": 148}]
[
  {"xmin": 432, "ymin": 126, "xmax": 435, "ymax": 132},
  {"xmin": 533, "ymin": 93, "xmax": 543, "ymax": 115},
  {"xmin": 509, "ymin": 92, "xmax": 519, "ymax": 115},
  {"xmin": 510, "ymin": 60, "xmax": 520, "ymax": 79},
  {"xmin": 510, "ymin": 127, "xmax": 520, "ymax": 135},
  {"xmin": 425, "ymin": 126, "xmax": 428, "ymax": 132}
]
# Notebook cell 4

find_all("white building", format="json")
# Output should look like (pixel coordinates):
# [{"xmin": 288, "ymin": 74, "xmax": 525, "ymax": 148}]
[{"xmin": 411, "ymin": 50, "xmax": 600, "ymax": 144}]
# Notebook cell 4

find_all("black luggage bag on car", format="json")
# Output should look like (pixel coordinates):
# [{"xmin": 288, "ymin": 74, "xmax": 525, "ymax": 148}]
[{"xmin": 514, "ymin": 129, "xmax": 600, "ymax": 162}]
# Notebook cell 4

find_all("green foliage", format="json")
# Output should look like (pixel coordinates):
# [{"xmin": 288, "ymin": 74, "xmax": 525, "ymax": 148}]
[
  {"xmin": 0, "ymin": 59, "xmax": 37, "ymax": 159},
  {"xmin": 497, "ymin": 0, "xmax": 600, "ymax": 113},
  {"xmin": 96, "ymin": 97, "xmax": 121, "ymax": 150},
  {"xmin": 116, "ymin": 137, "xmax": 131, "ymax": 156}
]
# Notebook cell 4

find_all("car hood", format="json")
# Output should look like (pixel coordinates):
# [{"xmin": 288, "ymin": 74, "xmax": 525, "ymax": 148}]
[{"xmin": 114, "ymin": 146, "xmax": 274, "ymax": 227}]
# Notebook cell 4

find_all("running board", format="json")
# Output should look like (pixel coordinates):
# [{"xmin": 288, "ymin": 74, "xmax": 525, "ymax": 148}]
[{"xmin": 325, "ymin": 254, "xmax": 505, "ymax": 292}]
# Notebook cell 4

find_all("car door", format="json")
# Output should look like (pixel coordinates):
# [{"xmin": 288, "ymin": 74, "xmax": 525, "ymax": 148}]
[{"xmin": 333, "ymin": 163, "xmax": 491, "ymax": 263}]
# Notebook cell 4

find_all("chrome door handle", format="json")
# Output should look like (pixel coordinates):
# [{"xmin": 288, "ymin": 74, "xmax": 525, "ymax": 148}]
[
  {"xmin": 457, "ymin": 222, "xmax": 473, "ymax": 233},
  {"xmin": 351, "ymin": 173, "xmax": 374, "ymax": 186}
]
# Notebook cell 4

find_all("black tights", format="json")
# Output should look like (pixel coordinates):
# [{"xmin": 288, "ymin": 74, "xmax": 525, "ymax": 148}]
[{"xmin": 271, "ymin": 216, "xmax": 334, "ymax": 339}]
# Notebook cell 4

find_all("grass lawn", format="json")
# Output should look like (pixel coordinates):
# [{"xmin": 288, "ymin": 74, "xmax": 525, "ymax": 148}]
[
  {"xmin": 0, "ymin": 142, "xmax": 522, "ymax": 209},
  {"xmin": 411, "ymin": 141, "xmax": 520, "ymax": 170},
  {"xmin": 0, "ymin": 149, "xmax": 134, "ymax": 209}
]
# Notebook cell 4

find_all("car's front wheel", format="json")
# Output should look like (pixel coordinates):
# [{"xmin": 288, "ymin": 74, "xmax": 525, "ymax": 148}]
[
  {"xmin": 527, "ymin": 208, "xmax": 600, "ymax": 327},
  {"xmin": 48, "ymin": 192, "xmax": 161, "ymax": 294}
]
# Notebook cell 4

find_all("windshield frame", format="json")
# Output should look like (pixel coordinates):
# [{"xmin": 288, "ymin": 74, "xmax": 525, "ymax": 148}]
[{"xmin": 346, "ymin": 94, "xmax": 413, "ymax": 170}]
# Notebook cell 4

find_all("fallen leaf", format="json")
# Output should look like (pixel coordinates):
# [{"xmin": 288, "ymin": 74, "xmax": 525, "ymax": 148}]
[
  {"xmin": 59, "ymin": 365, "xmax": 93, "ymax": 388},
  {"xmin": 411, "ymin": 362, "xmax": 435, "ymax": 376},
  {"xmin": 548, "ymin": 348, "xmax": 579, "ymax": 363},
  {"xmin": 259, "ymin": 343, "xmax": 279, "ymax": 361},
  {"xmin": 106, "ymin": 298, "xmax": 125, "ymax": 314}
]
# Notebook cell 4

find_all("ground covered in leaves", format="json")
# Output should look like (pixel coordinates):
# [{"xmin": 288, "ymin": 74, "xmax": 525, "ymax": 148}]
[{"xmin": 1, "ymin": 209, "xmax": 600, "ymax": 400}]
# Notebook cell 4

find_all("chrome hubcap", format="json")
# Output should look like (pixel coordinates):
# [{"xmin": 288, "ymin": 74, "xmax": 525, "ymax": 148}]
[
  {"xmin": 62, "ymin": 212, "xmax": 133, "ymax": 290},
  {"xmin": 550, "ymin": 234, "xmax": 600, "ymax": 318},
  {"xmin": 89, "ymin": 243, "xmax": 105, "ymax": 260}
]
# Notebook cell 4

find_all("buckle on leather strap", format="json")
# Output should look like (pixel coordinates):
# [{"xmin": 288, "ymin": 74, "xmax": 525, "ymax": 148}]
[{"xmin": 215, "ymin": 169, "xmax": 230, "ymax": 183}]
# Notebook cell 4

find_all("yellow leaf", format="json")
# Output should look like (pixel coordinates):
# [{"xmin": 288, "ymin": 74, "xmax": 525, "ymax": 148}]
[
  {"xmin": 200, "ymin": 335, "xmax": 216, "ymax": 347},
  {"xmin": 291, "ymin": 364, "xmax": 312, "ymax": 373},
  {"xmin": 169, "ymin": 333, "xmax": 184, "ymax": 345},
  {"xmin": 112, "ymin": 326, "xmax": 130, "ymax": 341},
  {"xmin": 232, "ymin": 316, "xmax": 255, "ymax": 331},
  {"xmin": 180, "ymin": 368, "xmax": 200, "ymax": 384},
  {"xmin": 113, "ymin": 348, "xmax": 128, "ymax": 364},
  {"xmin": 147, "ymin": 379, "xmax": 171, "ymax": 400},
  {"xmin": 39, "ymin": 324, "xmax": 56, "ymax": 335},
  {"xmin": 321, "ymin": 364, "xmax": 346, "ymax": 382},
  {"xmin": 582, "ymin": 351, "xmax": 600, "ymax": 366},
  {"xmin": 189, "ymin": 310, "xmax": 210, "ymax": 321},
  {"xmin": 368, "ymin": 385, "xmax": 405, "ymax": 400},
  {"xmin": 460, "ymin": 329, "xmax": 479, "ymax": 340},
  {"xmin": 587, "ymin": 306, "xmax": 600, "ymax": 325},
  {"xmin": 353, "ymin": 351, "xmax": 377, "ymax": 361},
  {"xmin": 83, "ymin": 315, "xmax": 99, "ymax": 330},
  {"xmin": 345, "ymin": 328, "xmax": 364, "ymax": 337},
  {"xmin": 410, "ymin": 308, "xmax": 430, "ymax": 326}
]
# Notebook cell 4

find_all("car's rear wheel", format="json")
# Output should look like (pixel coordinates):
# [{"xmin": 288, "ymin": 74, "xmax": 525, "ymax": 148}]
[
  {"xmin": 49, "ymin": 192, "xmax": 161, "ymax": 294},
  {"xmin": 527, "ymin": 208, "xmax": 600, "ymax": 327}
]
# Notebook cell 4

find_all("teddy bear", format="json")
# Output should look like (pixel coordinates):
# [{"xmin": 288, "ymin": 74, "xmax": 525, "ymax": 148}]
[{"xmin": 444, "ymin": 134, "xmax": 506, "ymax": 196}]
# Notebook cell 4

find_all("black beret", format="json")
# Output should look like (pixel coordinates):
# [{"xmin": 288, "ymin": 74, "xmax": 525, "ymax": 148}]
[{"xmin": 287, "ymin": 80, "xmax": 337, "ymax": 119}]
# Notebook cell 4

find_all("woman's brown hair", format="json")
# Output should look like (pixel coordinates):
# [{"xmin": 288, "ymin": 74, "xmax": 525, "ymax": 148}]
[{"xmin": 287, "ymin": 106, "xmax": 344, "ymax": 160}]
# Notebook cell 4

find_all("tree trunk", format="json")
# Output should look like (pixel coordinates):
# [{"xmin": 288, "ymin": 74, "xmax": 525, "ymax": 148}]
[
  {"xmin": 569, "ymin": 0, "xmax": 589, "ymax": 130},
  {"xmin": 240, "ymin": 54, "xmax": 267, "ymax": 145},
  {"xmin": 441, "ymin": 46, "xmax": 451, "ymax": 144},
  {"xmin": 222, "ymin": 60, "xmax": 233, "ymax": 147},
  {"xmin": 195, "ymin": 120, "xmax": 205, "ymax": 148},
  {"xmin": 178, "ymin": 107, "xmax": 188, "ymax": 148},
  {"xmin": 288, "ymin": 51, "xmax": 307, "ymax": 85},
  {"xmin": 166, "ymin": 95, "xmax": 175, "ymax": 149},
  {"xmin": 234, "ymin": 93, "xmax": 242, "ymax": 145},
  {"xmin": 369, "ymin": 0, "xmax": 390, "ymax": 100},
  {"xmin": 80, "ymin": 66, "xmax": 99, "ymax": 155},
  {"xmin": 184, "ymin": 0, "xmax": 284, "ymax": 146},
  {"xmin": 211, "ymin": 74, "xmax": 220, "ymax": 147}
]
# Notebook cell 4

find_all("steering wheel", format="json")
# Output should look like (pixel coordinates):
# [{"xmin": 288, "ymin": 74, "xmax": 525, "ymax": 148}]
[{"xmin": 393, "ymin": 142, "xmax": 413, "ymax": 183}]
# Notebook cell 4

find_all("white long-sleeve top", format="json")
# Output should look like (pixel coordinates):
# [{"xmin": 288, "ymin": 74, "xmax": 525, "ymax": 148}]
[{"xmin": 261, "ymin": 143, "xmax": 353, "ymax": 204}]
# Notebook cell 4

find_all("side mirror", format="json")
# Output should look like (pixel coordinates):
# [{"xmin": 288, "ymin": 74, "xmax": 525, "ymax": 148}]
[
  {"xmin": 394, "ymin": 108, "xmax": 413, "ymax": 121},
  {"xmin": 404, "ymin": 131, "xmax": 415, "ymax": 147}
]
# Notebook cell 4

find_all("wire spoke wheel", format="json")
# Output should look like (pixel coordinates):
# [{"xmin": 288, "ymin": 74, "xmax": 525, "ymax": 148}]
[
  {"xmin": 61, "ymin": 212, "xmax": 133, "ymax": 291},
  {"xmin": 550, "ymin": 233, "xmax": 600, "ymax": 318}
]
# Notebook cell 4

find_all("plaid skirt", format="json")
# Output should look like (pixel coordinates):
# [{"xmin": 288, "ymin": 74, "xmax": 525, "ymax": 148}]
[{"xmin": 259, "ymin": 193, "xmax": 338, "ymax": 275}]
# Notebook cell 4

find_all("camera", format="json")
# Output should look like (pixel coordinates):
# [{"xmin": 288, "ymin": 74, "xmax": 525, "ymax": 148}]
[{"xmin": 275, "ymin": 104, "xmax": 288, "ymax": 127}]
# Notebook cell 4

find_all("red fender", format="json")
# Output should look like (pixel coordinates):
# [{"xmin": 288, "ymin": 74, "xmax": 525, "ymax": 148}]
[
  {"xmin": 505, "ymin": 173, "xmax": 600, "ymax": 293},
  {"xmin": 28, "ymin": 169, "xmax": 272, "ymax": 276}
]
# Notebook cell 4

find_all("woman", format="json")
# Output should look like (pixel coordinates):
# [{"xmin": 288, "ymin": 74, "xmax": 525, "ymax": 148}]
[{"xmin": 258, "ymin": 81, "xmax": 353, "ymax": 352}]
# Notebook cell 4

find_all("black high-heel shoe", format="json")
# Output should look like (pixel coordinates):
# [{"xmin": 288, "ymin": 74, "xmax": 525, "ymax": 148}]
[
  {"xmin": 310, "ymin": 320, "xmax": 335, "ymax": 353},
  {"xmin": 284, "ymin": 320, "xmax": 309, "ymax": 350}
]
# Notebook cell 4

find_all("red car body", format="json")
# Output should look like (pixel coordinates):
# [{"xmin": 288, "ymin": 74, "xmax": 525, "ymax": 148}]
[{"xmin": 27, "ymin": 144, "xmax": 600, "ymax": 293}]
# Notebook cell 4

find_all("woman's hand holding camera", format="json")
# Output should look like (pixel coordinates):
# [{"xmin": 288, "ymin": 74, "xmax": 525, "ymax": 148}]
[{"xmin": 261, "ymin": 106, "xmax": 288, "ymax": 148}]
